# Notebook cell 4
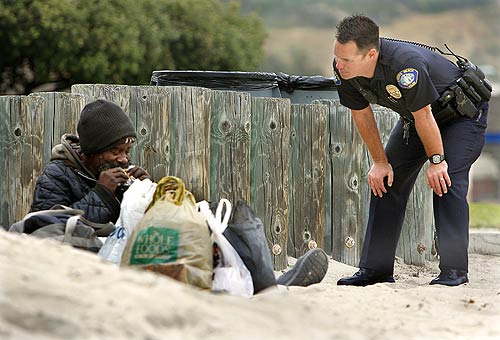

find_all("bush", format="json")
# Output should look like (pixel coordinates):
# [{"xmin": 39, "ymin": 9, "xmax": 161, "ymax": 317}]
[{"xmin": 0, "ymin": 0, "xmax": 266, "ymax": 94}]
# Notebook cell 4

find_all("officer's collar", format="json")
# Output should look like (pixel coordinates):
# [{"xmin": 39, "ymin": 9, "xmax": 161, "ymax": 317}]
[
  {"xmin": 372, "ymin": 54, "xmax": 386, "ymax": 80},
  {"xmin": 353, "ymin": 53, "xmax": 384, "ymax": 83}
]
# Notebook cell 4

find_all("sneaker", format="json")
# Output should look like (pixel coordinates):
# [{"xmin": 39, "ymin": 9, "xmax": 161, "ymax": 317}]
[{"xmin": 276, "ymin": 248, "xmax": 329, "ymax": 287}]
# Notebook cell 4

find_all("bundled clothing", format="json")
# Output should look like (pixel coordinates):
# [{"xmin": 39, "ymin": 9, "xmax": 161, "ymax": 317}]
[{"xmin": 30, "ymin": 134, "xmax": 120, "ymax": 224}]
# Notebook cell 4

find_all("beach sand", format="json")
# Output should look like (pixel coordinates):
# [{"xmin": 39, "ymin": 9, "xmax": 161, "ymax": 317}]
[{"xmin": 1, "ymin": 229, "xmax": 499, "ymax": 340}]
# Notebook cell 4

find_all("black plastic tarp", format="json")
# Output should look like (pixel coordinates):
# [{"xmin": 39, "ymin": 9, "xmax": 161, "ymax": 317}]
[
  {"xmin": 150, "ymin": 70, "xmax": 278, "ymax": 91},
  {"xmin": 150, "ymin": 70, "xmax": 338, "ymax": 93},
  {"xmin": 276, "ymin": 72, "xmax": 338, "ymax": 93}
]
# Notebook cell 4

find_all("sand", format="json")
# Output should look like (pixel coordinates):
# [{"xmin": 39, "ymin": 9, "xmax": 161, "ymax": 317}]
[{"xmin": 0, "ymin": 229, "xmax": 499, "ymax": 340}]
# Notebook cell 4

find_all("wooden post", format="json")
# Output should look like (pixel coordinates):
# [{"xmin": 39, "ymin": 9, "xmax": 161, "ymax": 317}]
[
  {"xmin": 71, "ymin": 84, "xmax": 130, "ymax": 111},
  {"xmin": 209, "ymin": 90, "xmax": 252, "ymax": 204},
  {"xmin": 316, "ymin": 99, "xmax": 364, "ymax": 266},
  {"xmin": 250, "ymin": 97, "xmax": 291, "ymax": 271},
  {"xmin": 129, "ymin": 86, "xmax": 171, "ymax": 181},
  {"xmin": 29, "ymin": 92, "xmax": 84, "ymax": 167},
  {"xmin": 168, "ymin": 86, "xmax": 212, "ymax": 201},
  {"xmin": 288, "ymin": 103, "xmax": 328, "ymax": 259},
  {"xmin": 0, "ymin": 95, "xmax": 44, "ymax": 227}
]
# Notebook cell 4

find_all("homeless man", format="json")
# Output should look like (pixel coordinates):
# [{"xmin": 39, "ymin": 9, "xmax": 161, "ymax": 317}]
[{"xmin": 30, "ymin": 99, "xmax": 150, "ymax": 224}]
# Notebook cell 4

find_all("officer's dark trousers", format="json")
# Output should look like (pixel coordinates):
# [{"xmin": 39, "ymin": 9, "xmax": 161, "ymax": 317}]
[{"xmin": 359, "ymin": 103, "xmax": 488, "ymax": 274}]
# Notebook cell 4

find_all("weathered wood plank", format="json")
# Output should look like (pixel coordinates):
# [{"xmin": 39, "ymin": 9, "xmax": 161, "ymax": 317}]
[
  {"xmin": 288, "ymin": 103, "xmax": 327, "ymax": 259},
  {"xmin": 396, "ymin": 169, "xmax": 435, "ymax": 264},
  {"xmin": 0, "ymin": 96, "xmax": 16, "ymax": 228},
  {"xmin": 168, "ymin": 86, "xmax": 212, "ymax": 201},
  {"xmin": 0, "ymin": 96, "xmax": 44, "ymax": 227},
  {"xmin": 250, "ymin": 97, "xmax": 291, "ymax": 271},
  {"xmin": 315, "ymin": 99, "xmax": 364, "ymax": 266},
  {"xmin": 71, "ymin": 84, "xmax": 130, "ymax": 112},
  {"xmin": 209, "ymin": 90, "xmax": 252, "ymax": 204},
  {"xmin": 29, "ymin": 92, "xmax": 84, "ymax": 166},
  {"xmin": 129, "ymin": 86, "xmax": 171, "ymax": 181}
]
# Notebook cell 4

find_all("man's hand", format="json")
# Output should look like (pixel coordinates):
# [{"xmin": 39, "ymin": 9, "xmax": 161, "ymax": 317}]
[
  {"xmin": 126, "ymin": 166, "xmax": 151, "ymax": 181},
  {"xmin": 368, "ymin": 162, "xmax": 393, "ymax": 197},
  {"xmin": 98, "ymin": 167, "xmax": 130, "ymax": 193},
  {"xmin": 426, "ymin": 161, "xmax": 451, "ymax": 197}
]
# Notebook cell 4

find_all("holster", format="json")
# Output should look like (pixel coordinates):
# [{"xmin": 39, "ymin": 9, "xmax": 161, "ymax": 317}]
[
  {"xmin": 432, "ymin": 101, "xmax": 460, "ymax": 127},
  {"xmin": 432, "ymin": 61, "xmax": 491, "ymax": 126}
]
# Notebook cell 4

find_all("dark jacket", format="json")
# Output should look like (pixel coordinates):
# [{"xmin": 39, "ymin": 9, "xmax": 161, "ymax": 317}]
[{"xmin": 30, "ymin": 134, "xmax": 120, "ymax": 223}]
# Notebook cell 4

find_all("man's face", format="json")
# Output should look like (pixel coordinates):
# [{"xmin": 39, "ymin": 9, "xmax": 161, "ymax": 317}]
[
  {"xmin": 333, "ymin": 40, "xmax": 374, "ymax": 79},
  {"xmin": 96, "ymin": 142, "xmax": 133, "ymax": 175}
]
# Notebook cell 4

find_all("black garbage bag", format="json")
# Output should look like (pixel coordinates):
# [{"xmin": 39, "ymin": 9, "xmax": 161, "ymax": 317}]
[
  {"xmin": 222, "ymin": 200, "xmax": 276, "ymax": 294},
  {"xmin": 276, "ymin": 72, "xmax": 339, "ymax": 93},
  {"xmin": 150, "ymin": 70, "xmax": 279, "ymax": 91}
]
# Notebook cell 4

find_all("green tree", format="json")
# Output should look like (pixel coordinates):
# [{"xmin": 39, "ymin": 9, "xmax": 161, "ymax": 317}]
[{"xmin": 0, "ymin": 0, "xmax": 266, "ymax": 94}]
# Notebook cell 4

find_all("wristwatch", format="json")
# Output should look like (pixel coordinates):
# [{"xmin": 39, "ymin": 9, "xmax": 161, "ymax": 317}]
[{"xmin": 429, "ymin": 154, "xmax": 445, "ymax": 164}]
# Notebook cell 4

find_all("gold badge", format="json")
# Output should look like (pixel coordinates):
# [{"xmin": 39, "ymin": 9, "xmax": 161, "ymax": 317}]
[{"xmin": 386, "ymin": 84, "xmax": 402, "ymax": 99}]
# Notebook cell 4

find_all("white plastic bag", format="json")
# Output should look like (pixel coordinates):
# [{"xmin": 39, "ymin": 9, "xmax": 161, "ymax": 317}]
[
  {"xmin": 98, "ymin": 178, "xmax": 157, "ymax": 263},
  {"xmin": 197, "ymin": 199, "xmax": 254, "ymax": 297}
]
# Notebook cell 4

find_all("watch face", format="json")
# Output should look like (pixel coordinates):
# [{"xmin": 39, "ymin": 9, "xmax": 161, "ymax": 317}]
[{"xmin": 432, "ymin": 155, "xmax": 442, "ymax": 164}]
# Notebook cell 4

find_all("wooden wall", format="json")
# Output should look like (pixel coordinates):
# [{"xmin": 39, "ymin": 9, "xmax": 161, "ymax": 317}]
[{"xmin": 0, "ymin": 84, "xmax": 435, "ymax": 270}]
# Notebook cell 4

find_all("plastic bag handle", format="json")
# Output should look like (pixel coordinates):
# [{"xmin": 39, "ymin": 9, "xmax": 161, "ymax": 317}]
[
  {"xmin": 197, "ymin": 199, "xmax": 232, "ymax": 233},
  {"xmin": 147, "ymin": 176, "xmax": 190, "ymax": 210},
  {"xmin": 215, "ymin": 199, "xmax": 232, "ymax": 232}
]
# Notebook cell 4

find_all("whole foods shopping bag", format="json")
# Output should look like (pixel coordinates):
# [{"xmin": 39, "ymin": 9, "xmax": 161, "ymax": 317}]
[{"xmin": 121, "ymin": 176, "xmax": 212, "ymax": 289}]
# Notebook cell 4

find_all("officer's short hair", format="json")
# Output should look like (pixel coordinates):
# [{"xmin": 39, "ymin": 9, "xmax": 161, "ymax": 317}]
[{"xmin": 336, "ymin": 14, "xmax": 380, "ymax": 53}]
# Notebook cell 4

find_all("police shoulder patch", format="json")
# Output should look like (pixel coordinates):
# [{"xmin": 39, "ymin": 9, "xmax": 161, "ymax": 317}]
[
  {"xmin": 332, "ymin": 70, "xmax": 342, "ymax": 85},
  {"xmin": 396, "ymin": 68, "xmax": 418, "ymax": 89}
]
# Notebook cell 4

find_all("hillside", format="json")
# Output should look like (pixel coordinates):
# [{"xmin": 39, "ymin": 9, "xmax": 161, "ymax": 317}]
[{"xmin": 239, "ymin": 1, "xmax": 500, "ymax": 79}]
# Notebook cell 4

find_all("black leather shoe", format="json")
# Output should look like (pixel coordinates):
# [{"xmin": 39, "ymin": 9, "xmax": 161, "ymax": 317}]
[
  {"xmin": 429, "ymin": 269, "xmax": 468, "ymax": 286},
  {"xmin": 337, "ymin": 268, "xmax": 395, "ymax": 286}
]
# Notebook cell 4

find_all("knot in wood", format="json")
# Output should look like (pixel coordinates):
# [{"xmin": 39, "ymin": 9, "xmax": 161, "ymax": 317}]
[
  {"xmin": 221, "ymin": 120, "xmax": 231, "ymax": 132},
  {"xmin": 348, "ymin": 175, "xmax": 359, "ymax": 191},
  {"xmin": 274, "ymin": 221, "xmax": 282, "ymax": 234},
  {"xmin": 302, "ymin": 230, "xmax": 311, "ymax": 242},
  {"xmin": 333, "ymin": 143, "xmax": 342, "ymax": 154}
]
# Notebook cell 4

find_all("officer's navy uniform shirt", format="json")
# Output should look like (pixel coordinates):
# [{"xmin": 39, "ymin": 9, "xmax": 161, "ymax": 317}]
[{"xmin": 333, "ymin": 38, "xmax": 463, "ymax": 118}]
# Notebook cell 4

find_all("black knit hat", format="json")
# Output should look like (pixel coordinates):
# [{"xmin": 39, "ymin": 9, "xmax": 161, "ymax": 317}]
[{"xmin": 77, "ymin": 99, "xmax": 136, "ymax": 155}]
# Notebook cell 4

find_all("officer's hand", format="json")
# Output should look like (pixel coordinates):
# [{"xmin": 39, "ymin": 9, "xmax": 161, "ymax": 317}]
[
  {"xmin": 426, "ymin": 161, "xmax": 451, "ymax": 197},
  {"xmin": 126, "ymin": 166, "xmax": 151, "ymax": 181},
  {"xmin": 98, "ymin": 167, "xmax": 129, "ymax": 194},
  {"xmin": 368, "ymin": 162, "xmax": 394, "ymax": 197}
]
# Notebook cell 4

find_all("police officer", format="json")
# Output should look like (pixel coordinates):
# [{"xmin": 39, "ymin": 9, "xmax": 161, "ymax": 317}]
[{"xmin": 333, "ymin": 14, "xmax": 490, "ymax": 286}]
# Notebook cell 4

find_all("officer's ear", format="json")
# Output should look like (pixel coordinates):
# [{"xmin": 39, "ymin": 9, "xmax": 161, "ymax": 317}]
[{"xmin": 367, "ymin": 48, "xmax": 378, "ymax": 60}]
